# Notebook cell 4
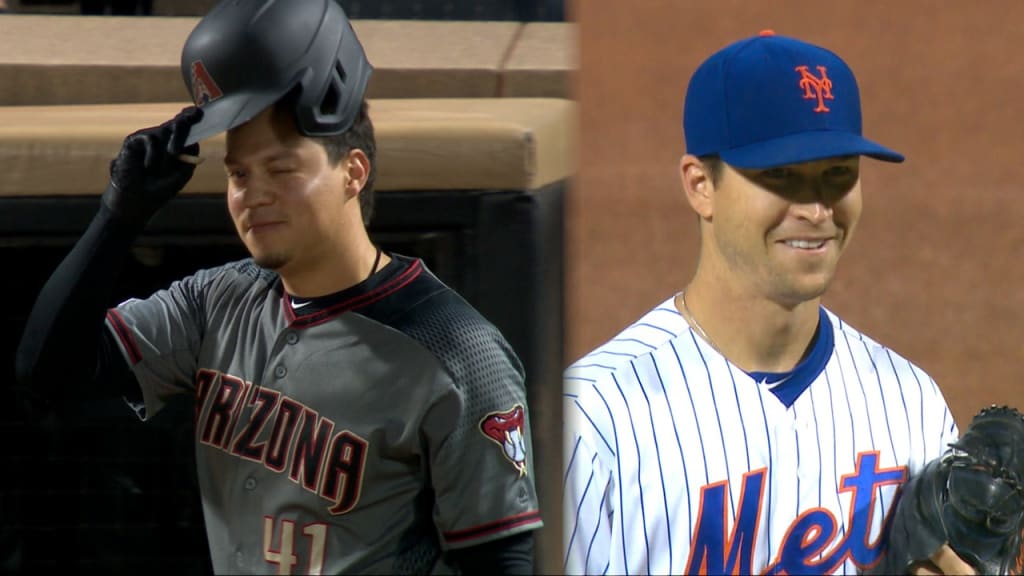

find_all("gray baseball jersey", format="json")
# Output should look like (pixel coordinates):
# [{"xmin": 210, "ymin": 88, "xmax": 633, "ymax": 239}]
[{"xmin": 104, "ymin": 254, "xmax": 543, "ymax": 574}]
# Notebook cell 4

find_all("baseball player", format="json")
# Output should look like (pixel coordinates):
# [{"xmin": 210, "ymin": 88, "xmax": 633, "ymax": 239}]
[
  {"xmin": 15, "ymin": 1, "xmax": 542, "ymax": 574},
  {"xmin": 562, "ymin": 31, "xmax": 970, "ymax": 575}
]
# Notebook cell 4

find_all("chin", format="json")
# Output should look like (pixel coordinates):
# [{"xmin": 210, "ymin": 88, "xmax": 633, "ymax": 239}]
[
  {"xmin": 794, "ymin": 278, "xmax": 832, "ymax": 302},
  {"xmin": 772, "ymin": 275, "xmax": 832, "ymax": 307},
  {"xmin": 251, "ymin": 251, "xmax": 290, "ymax": 271}
]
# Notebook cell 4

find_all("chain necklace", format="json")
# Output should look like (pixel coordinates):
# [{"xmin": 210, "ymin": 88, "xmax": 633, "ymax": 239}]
[
  {"xmin": 369, "ymin": 245, "xmax": 383, "ymax": 277},
  {"xmin": 678, "ymin": 289, "xmax": 725, "ymax": 356}
]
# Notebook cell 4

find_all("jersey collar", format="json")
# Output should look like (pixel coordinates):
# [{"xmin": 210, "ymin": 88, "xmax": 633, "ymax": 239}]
[{"xmin": 746, "ymin": 306, "xmax": 834, "ymax": 408}]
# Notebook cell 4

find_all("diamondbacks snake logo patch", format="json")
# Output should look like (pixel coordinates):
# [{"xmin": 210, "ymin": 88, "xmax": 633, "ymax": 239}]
[
  {"xmin": 479, "ymin": 404, "xmax": 528, "ymax": 477},
  {"xmin": 190, "ymin": 60, "xmax": 223, "ymax": 105}
]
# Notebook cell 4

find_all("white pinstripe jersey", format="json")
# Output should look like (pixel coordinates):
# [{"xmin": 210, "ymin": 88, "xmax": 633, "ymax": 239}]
[{"xmin": 563, "ymin": 296, "xmax": 959, "ymax": 575}]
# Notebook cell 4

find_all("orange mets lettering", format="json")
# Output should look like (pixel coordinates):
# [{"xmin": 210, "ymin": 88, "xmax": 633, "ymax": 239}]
[
  {"xmin": 1015, "ymin": 524, "xmax": 1024, "ymax": 574},
  {"xmin": 687, "ymin": 452, "xmax": 907, "ymax": 575},
  {"xmin": 763, "ymin": 452, "xmax": 906, "ymax": 574},
  {"xmin": 685, "ymin": 468, "xmax": 766, "ymax": 575},
  {"xmin": 795, "ymin": 65, "xmax": 834, "ymax": 113}
]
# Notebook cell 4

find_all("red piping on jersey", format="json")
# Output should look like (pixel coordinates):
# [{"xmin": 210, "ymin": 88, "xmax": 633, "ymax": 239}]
[
  {"xmin": 442, "ymin": 509, "xmax": 543, "ymax": 545},
  {"xmin": 284, "ymin": 259, "xmax": 424, "ymax": 329},
  {"xmin": 106, "ymin": 309, "xmax": 142, "ymax": 365}
]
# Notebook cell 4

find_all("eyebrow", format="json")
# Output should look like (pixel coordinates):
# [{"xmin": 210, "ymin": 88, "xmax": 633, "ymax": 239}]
[{"xmin": 223, "ymin": 150, "xmax": 300, "ymax": 166}]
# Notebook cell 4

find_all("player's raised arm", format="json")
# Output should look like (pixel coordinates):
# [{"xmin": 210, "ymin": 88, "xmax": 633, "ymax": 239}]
[{"xmin": 15, "ymin": 107, "xmax": 203, "ymax": 406}]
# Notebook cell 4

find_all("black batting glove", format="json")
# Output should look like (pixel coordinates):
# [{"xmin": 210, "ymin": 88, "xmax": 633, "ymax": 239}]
[{"xmin": 101, "ymin": 105, "xmax": 204, "ymax": 227}]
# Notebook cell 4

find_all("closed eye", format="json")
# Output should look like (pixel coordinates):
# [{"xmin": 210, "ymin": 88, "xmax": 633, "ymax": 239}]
[
  {"xmin": 824, "ymin": 166, "xmax": 855, "ymax": 179},
  {"xmin": 268, "ymin": 165, "xmax": 298, "ymax": 175},
  {"xmin": 760, "ymin": 167, "xmax": 792, "ymax": 180}
]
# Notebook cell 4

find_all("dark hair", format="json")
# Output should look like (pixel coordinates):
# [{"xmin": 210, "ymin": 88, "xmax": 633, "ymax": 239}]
[
  {"xmin": 276, "ymin": 93, "xmax": 378, "ymax": 226},
  {"xmin": 315, "ymin": 99, "xmax": 377, "ymax": 226},
  {"xmin": 698, "ymin": 154, "xmax": 722, "ymax": 186}
]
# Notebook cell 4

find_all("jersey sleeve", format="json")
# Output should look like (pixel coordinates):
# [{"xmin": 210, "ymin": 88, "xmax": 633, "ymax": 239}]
[
  {"xmin": 905, "ymin": 370, "xmax": 960, "ymax": 478},
  {"xmin": 413, "ymin": 296, "xmax": 543, "ymax": 550},
  {"xmin": 563, "ymin": 379, "xmax": 617, "ymax": 575},
  {"xmin": 927, "ymin": 375, "xmax": 960, "ymax": 458},
  {"xmin": 103, "ymin": 268, "xmax": 215, "ymax": 421}
]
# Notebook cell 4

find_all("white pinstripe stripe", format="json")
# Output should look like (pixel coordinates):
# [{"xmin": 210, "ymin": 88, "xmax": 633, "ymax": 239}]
[{"xmin": 563, "ymin": 298, "xmax": 959, "ymax": 575}]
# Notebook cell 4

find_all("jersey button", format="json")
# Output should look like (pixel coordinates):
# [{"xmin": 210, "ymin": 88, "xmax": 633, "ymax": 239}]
[
  {"xmin": 274, "ymin": 365, "xmax": 287, "ymax": 378},
  {"xmin": 245, "ymin": 477, "xmax": 257, "ymax": 490},
  {"xmin": 286, "ymin": 332, "xmax": 299, "ymax": 345}
]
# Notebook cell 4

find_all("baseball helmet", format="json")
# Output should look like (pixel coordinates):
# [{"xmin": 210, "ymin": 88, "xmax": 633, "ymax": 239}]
[{"xmin": 180, "ymin": 0, "xmax": 372, "ymax": 146}]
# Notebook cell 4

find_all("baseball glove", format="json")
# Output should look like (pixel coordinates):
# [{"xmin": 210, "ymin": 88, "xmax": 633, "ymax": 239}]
[{"xmin": 871, "ymin": 405, "xmax": 1024, "ymax": 575}]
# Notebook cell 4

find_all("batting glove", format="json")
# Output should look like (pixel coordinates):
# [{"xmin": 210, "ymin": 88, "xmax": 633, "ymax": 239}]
[{"xmin": 101, "ymin": 105, "xmax": 204, "ymax": 226}]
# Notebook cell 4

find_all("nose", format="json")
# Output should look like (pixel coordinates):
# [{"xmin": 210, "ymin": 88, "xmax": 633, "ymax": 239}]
[
  {"xmin": 790, "ymin": 180, "xmax": 834, "ymax": 224},
  {"xmin": 791, "ymin": 199, "xmax": 833, "ymax": 225}
]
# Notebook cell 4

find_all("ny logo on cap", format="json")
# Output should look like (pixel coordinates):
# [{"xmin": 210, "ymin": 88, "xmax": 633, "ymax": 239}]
[
  {"xmin": 190, "ymin": 61, "xmax": 223, "ymax": 105},
  {"xmin": 795, "ymin": 65, "xmax": 834, "ymax": 113}
]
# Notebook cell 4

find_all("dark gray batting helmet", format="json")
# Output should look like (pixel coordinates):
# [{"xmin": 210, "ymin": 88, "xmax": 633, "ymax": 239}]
[{"xmin": 180, "ymin": 0, "xmax": 372, "ymax": 145}]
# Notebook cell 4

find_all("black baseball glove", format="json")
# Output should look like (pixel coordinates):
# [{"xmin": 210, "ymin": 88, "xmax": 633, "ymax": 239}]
[{"xmin": 871, "ymin": 405, "xmax": 1024, "ymax": 575}]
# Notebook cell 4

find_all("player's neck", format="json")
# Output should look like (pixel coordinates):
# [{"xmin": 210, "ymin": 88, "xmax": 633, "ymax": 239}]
[
  {"xmin": 677, "ymin": 278, "xmax": 821, "ymax": 373},
  {"xmin": 278, "ymin": 225, "xmax": 389, "ymax": 298}
]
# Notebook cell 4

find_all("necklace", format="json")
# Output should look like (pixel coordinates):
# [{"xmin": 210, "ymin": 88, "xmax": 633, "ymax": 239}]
[
  {"xmin": 678, "ymin": 289, "xmax": 724, "ymax": 355},
  {"xmin": 369, "ymin": 245, "xmax": 382, "ymax": 278},
  {"xmin": 290, "ymin": 246, "xmax": 383, "ymax": 308}
]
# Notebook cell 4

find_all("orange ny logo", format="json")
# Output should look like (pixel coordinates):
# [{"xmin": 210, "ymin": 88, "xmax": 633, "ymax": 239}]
[{"xmin": 795, "ymin": 65, "xmax": 834, "ymax": 113}]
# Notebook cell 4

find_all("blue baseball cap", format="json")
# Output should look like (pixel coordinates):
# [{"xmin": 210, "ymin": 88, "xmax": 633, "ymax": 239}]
[{"xmin": 683, "ymin": 30, "xmax": 904, "ymax": 169}]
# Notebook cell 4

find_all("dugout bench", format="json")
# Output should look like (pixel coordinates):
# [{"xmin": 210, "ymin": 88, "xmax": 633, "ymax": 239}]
[{"xmin": 0, "ymin": 13, "xmax": 575, "ymax": 572}]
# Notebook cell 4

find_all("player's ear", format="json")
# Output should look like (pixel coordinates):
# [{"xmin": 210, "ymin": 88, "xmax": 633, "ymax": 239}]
[
  {"xmin": 343, "ymin": 148, "xmax": 370, "ymax": 200},
  {"xmin": 680, "ymin": 154, "xmax": 714, "ymax": 220}
]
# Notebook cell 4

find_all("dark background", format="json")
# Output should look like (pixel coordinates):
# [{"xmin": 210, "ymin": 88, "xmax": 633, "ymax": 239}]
[{"xmin": 13, "ymin": 0, "xmax": 565, "ymax": 20}]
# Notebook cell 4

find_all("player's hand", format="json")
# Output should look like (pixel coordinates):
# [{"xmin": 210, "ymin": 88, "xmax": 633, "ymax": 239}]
[
  {"xmin": 909, "ymin": 544, "xmax": 977, "ymax": 575},
  {"xmin": 101, "ymin": 105, "xmax": 203, "ymax": 225}
]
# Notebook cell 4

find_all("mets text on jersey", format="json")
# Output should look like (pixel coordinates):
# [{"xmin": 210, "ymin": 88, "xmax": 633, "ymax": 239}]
[{"xmin": 687, "ymin": 451, "xmax": 906, "ymax": 575}]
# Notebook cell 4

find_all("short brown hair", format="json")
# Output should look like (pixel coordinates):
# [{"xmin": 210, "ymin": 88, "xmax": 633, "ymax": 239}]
[
  {"xmin": 314, "ymin": 100, "xmax": 377, "ymax": 226},
  {"xmin": 699, "ymin": 154, "xmax": 722, "ymax": 186},
  {"xmin": 275, "ymin": 95, "xmax": 377, "ymax": 226}
]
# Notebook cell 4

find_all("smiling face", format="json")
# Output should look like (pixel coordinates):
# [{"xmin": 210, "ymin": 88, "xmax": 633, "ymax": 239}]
[
  {"xmin": 224, "ymin": 106, "xmax": 364, "ymax": 275},
  {"xmin": 686, "ymin": 155, "xmax": 863, "ymax": 307}
]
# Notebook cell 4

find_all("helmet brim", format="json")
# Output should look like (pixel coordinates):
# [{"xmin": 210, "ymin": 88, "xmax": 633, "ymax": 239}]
[{"xmin": 184, "ymin": 89, "xmax": 283, "ymax": 146}]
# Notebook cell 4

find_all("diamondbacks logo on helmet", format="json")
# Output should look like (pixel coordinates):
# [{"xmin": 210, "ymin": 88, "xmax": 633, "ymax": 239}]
[
  {"xmin": 479, "ymin": 404, "xmax": 528, "ymax": 477},
  {"xmin": 190, "ymin": 61, "xmax": 223, "ymax": 105},
  {"xmin": 795, "ymin": 65, "xmax": 834, "ymax": 113}
]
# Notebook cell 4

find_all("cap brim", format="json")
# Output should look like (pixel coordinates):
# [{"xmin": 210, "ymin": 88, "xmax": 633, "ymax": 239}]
[
  {"xmin": 719, "ymin": 131, "xmax": 904, "ymax": 169},
  {"xmin": 184, "ymin": 90, "xmax": 281, "ymax": 146}
]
